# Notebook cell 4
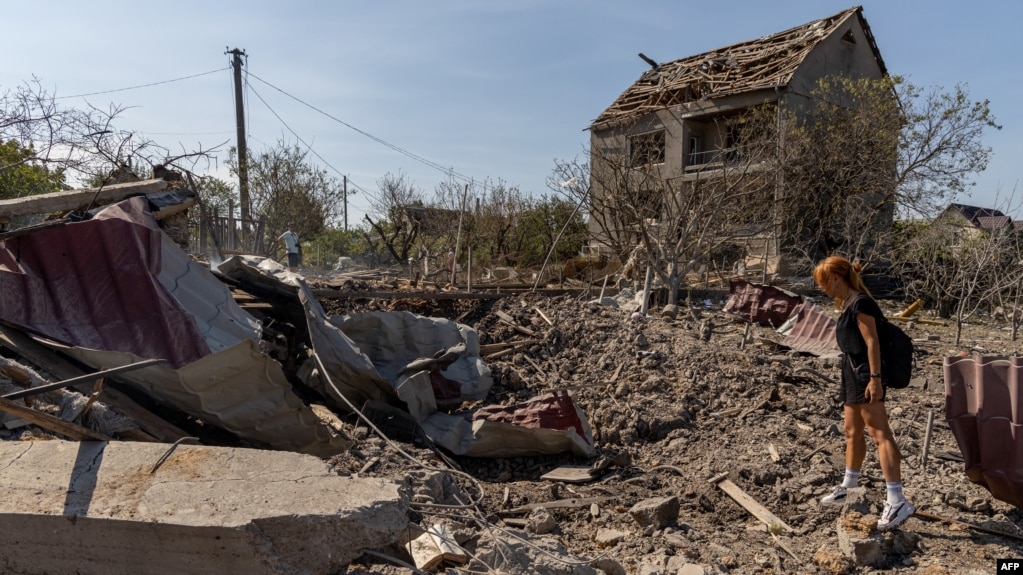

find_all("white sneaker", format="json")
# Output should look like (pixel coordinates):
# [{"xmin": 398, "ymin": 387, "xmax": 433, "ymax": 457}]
[
  {"xmin": 820, "ymin": 485, "xmax": 847, "ymax": 507},
  {"xmin": 877, "ymin": 500, "xmax": 915, "ymax": 531}
]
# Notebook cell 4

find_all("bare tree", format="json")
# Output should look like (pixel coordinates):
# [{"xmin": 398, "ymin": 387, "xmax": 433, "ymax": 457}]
[
  {"xmin": 363, "ymin": 171, "xmax": 425, "ymax": 268},
  {"xmin": 893, "ymin": 204, "xmax": 1021, "ymax": 345},
  {"xmin": 565, "ymin": 106, "xmax": 786, "ymax": 305}
]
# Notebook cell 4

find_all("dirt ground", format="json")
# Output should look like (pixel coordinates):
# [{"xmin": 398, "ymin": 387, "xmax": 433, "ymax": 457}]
[{"xmin": 323, "ymin": 281, "xmax": 1023, "ymax": 575}]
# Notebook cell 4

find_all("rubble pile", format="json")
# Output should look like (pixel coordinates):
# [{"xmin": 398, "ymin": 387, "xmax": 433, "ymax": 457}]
[
  {"xmin": 1, "ymin": 191, "xmax": 1023, "ymax": 573},
  {"xmin": 328, "ymin": 286, "xmax": 1023, "ymax": 574}
]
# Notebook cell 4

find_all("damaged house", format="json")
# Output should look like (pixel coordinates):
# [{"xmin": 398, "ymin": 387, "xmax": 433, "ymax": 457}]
[{"xmin": 587, "ymin": 5, "xmax": 894, "ymax": 275}]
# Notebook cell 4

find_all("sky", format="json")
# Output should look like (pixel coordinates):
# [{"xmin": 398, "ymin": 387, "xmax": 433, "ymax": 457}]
[{"xmin": 3, "ymin": 1, "xmax": 1020, "ymax": 226}]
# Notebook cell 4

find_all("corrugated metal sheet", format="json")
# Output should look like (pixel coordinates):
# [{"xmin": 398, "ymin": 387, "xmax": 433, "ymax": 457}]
[
  {"xmin": 723, "ymin": 279, "xmax": 802, "ymax": 327},
  {"xmin": 779, "ymin": 301, "xmax": 841, "ymax": 357},
  {"xmin": 945, "ymin": 355, "xmax": 1023, "ymax": 509},
  {"xmin": 0, "ymin": 198, "xmax": 349, "ymax": 456},
  {"xmin": 0, "ymin": 198, "xmax": 210, "ymax": 368},
  {"xmin": 421, "ymin": 390, "xmax": 595, "ymax": 458}
]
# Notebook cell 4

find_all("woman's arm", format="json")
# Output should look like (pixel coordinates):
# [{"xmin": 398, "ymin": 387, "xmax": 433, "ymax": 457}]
[{"xmin": 856, "ymin": 312, "xmax": 884, "ymax": 403}]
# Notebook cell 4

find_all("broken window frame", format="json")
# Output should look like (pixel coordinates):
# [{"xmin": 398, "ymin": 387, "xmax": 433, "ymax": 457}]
[
  {"xmin": 688, "ymin": 134, "xmax": 707, "ymax": 167},
  {"xmin": 628, "ymin": 129, "xmax": 666, "ymax": 168}
]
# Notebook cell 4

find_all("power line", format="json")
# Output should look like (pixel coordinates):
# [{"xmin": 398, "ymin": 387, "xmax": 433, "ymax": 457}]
[
  {"xmin": 245, "ymin": 71, "xmax": 482, "ymax": 189},
  {"xmin": 55, "ymin": 68, "xmax": 229, "ymax": 100},
  {"xmin": 246, "ymin": 80, "xmax": 362, "ymax": 192}
]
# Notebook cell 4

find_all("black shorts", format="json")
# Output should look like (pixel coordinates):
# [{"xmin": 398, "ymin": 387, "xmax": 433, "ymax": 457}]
[
  {"xmin": 840, "ymin": 355, "xmax": 886, "ymax": 405},
  {"xmin": 287, "ymin": 252, "xmax": 299, "ymax": 268}
]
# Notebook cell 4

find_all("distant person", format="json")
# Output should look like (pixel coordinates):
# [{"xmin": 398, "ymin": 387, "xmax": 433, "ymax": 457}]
[
  {"xmin": 813, "ymin": 255, "xmax": 914, "ymax": 531},
  {"xmin": 277, "ymin": 223, "xmax": 300, "ymax": 272}
]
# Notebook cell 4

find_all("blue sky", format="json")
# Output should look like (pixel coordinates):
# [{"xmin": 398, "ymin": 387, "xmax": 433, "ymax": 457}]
[{"xmin": 3, "ymin": 1, "xmax": 1019, "ymax": 225}]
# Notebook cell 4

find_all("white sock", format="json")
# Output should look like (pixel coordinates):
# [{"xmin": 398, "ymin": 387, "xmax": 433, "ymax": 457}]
[
  {"xmin": 886, "ymin": 482, "xmax": 905, "ymax": 505},
  {"xmin": 841, "ymin": 468, "xmax": 861, "ymax": 489}
]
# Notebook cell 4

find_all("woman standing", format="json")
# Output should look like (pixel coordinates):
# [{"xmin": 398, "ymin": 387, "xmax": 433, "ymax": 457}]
[{"xmin": 813, "ymin": 256, "xmax": 915, "ymax": 531}]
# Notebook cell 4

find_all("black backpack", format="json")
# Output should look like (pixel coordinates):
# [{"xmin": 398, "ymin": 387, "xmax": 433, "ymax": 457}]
[{"xmin": 881, "ymin": 319, "xmax": 914, "ymax": 389}]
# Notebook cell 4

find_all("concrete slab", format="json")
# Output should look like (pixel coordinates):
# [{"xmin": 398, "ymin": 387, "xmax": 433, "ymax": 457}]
[{"xmin": 0, "ymin": 440, "xmax": 408, "ymax": 575}]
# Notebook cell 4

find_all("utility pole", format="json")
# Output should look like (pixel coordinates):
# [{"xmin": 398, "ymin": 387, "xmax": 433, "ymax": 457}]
[
  {"xmin": 343, "ymin": 175, "xmax": 348, "ymax": 231},
  {"xmin": 226, "ymin": 47, "xmax": 251, "ymax": 235}
]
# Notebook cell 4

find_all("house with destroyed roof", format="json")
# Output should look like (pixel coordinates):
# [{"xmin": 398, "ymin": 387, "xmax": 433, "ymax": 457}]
[{"xmin": 587, "ymin": 6, "xmax": 891, "ymax": 276}]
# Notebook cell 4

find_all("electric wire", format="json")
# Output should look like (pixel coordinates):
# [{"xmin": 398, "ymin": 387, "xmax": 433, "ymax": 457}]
[
  {"xmin": 244, "ymin": 80, "xmax": 379, "ymax": 220},
  {"xmin": 246, "ymin": 81, "xmax": 355, "ymax": 194},
  {"xmin": 245, "ymin": 71, "xmax": 485, "ymax": 190},
  {"xmin": 56, "ymin": 68, "xmax": 229, "ymax": 100}
]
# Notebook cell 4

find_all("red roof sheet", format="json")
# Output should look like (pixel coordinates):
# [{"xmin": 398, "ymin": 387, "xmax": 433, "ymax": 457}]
[
  {"xmin": 780, "ymin": 301, "xmax": 841, "ymax": 357},
  {"xmin": 0, "ymin": 197, "xmax": 210, "ymax": 368},
  {"xmin": 724, "ymin": 279, "xmax": 803, "ymax": 327},
  {"xmin": 945, "ymin": 355, "xmax": 1023, "ymax": 509}
]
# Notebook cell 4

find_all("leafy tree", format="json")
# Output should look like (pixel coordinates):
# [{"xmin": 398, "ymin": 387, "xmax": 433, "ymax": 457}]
[
  {"xmin": 896, "ymin": 81, "xmax": 1001, "ymax": 215},
  {"xmin": 2, "ymin": 79, "xmax": 219, "ymax": 193},
  {"xmin": 779, "ymin": 76, "xmax": 1000, "ymax": 266},
  {"xmin": 226, "ymin": 140, "xmax": 345, "ymax": 256},
  {"xmin": 516, "ymin": 195, "xmax": 587, "ymax": 268},
  {"xmin": 0, "ymin": 139, "xmax": 66, "ymax": 199}
]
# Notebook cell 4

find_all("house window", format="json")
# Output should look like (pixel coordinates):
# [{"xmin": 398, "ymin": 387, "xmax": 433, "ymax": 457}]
[
  {"xmin": 688, "ymin": 135, "xmax": 707, "ymax": 166},
  {"xmin": 629, "ymin": 130, "xmax": 665, "ymax": 167},
  {"xmin": 725, "ymin": 123, "xmax": 744, "ymax": 160}
]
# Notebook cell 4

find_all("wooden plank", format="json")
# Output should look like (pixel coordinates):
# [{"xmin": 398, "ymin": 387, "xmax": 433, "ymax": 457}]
[
  {"xmin": 0, "ymin": 325, "xmax": 189, "ymax": 442},
  {"xmin": 710, "ymin": 472, "xmax": 792, "ymax": 532},
  {"xmin": 540, "ymin": 466, "xmax": 597, "ymax": 484},
  {"xmin": 312, "ymin": 289, "xmax": 508, "ymax": 301},
  {"xmin": 2, "ymin": 358, "xmax": 167, "ymax": 400},
  {"xmin": 914, "ymin": 510, "xmax": 1023, "ymax": 542},
  {"xmin": 0, "ymin": 396, "xmax": 113, "ymax": 441},
  {"xmin": 534, "ymin": 307, "xmax": 554, "ymax": 326},
  {"xmin": 499, "ymin": 496, "xmax": 608, "ymax": 516},
  {"xmin": 479, "ymin": 339, "xmax": 542, "ymax": 356},
  {"xmin": 495, "ymin": 310, "xmax": 536, "ymax": 336}
]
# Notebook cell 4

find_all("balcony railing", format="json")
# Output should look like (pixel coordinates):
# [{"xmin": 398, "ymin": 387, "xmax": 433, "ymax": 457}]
[{"xmin": 686, "ymin": 146, "xmax": 746, "ymax": 171}]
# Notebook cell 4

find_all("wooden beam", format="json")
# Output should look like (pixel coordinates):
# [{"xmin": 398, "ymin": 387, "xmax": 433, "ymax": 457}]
[
  {"xmin": 311, "ymin": 290, "xmax": 508, "ymax": 301},
  {"xmin": 0, "ymin": 179, "xmax": 170, "ymax": 219},
  {"xmin": 499, "ymin": 496, "xmax": 607, "ymax": 515},
  {"xmin": 0, "ymin": 325, "xmax": 189, "ymax": 442},
  {"xmin": 0, "ymin": 396, "xmax": 113, "ymax": 441},
  {"xmin": 710, "ymin": 472, "xmax": 793, "ymax": 532},
  {"xmin": 2, "ymin": 358, "xmax": 167, "ymax": 400}
]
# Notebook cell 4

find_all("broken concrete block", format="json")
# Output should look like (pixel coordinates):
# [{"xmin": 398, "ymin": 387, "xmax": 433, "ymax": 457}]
[
  {"xmin": 406, "ymin": 523, "xmax": 468, "ymax": 570},
  {"xmin": 0, "ymin": 440, "xmax": 408, "ymax": 575},
  {"xmin": 590, "ymin": 556, "xmax": 626, "ymax": 575},
  {"xmin": 813, "ymin": 545, "xmax": 854, "ymax": 575},
  {"xmin": 837, "ymin": 507, "xmax": 883, "ymax": 567},
  {"xmin": 526, "ymin": 508, "xmax": 557, "ymax": 534},
  {"xmin": 595, "ymin": 527, "xmax": 626, "ymax": 548},
  {"xmin": 471, "ymin": 530, "xmax": 599, "ymax": 574},
  {"xmin": 629, "ymin": 496, "xmax": 680, "ymax": 529}
]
